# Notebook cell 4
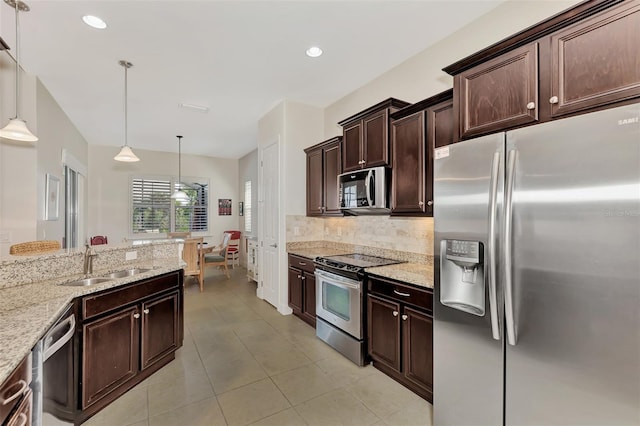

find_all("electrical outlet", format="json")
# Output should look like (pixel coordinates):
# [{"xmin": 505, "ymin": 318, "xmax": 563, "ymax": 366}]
[
  {"xmin": 0, "ymin": 231, "xmax": 10, "ymax": 243},
  {"xmin": 125, "ymin": 251, "xmax": 138, "ymax": 261}
]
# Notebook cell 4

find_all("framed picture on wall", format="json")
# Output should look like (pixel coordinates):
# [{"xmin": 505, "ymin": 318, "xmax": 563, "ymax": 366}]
[
  {"xmin": 218, "ymin": 199, "xmax": 232, "ymax": 215},
  {"xmin": 45, "ymin": 174, "xmax": 60, "ymax": 221}
]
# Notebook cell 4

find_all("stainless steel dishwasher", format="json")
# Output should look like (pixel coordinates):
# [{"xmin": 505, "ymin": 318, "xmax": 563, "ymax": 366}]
[{"xmin": 31, "ymin": 303, "xmax": 76, "ymax": 426}]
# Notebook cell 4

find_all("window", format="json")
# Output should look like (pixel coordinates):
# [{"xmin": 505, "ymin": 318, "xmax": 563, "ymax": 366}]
[
  {"xmin": 131, "ymin": 176, "xmax": 208, "ymax": 235},
  {"xmin": 244, "ymin": 180, "xmax": 252, "ymax": 233}
]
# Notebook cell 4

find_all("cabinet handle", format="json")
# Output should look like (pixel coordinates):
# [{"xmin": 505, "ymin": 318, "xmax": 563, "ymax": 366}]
[
  {"xmin": 299, "ymin": 262, "xmax": 307, "ymax": 266},
  {"xmin": 392, "ymin": 311, "xmax": 399, "ymax": 317},
  {"xmin": 402, "ymin": 314, "xmax": 408, "ymax": 321},
  {"xmin": 549, "ymin": 96, "xmax": 559, "ymax": 104},
  {"xmin": 418, "ymin": 201, "xmax": 424, "ymax": 206},
  {"xmin": 301, "ymin": 276, "xmax": 306, "ymax": 281},
  {"xmin": 393, "ymin": 289, "xmax": 411, "ymax": 297},
  {"xmin": 427, "ymin": 200, "xmax": 433, "ymax": 206},
  {"xmin": 15, "ymin": 413, "xmax": 28, "ymax": 426},
  {"xmin": 1, "ymin": 379, "xmax": 27, "ymax": 405},
  {"xmin": 359, "ymin": 160, "xmax": 365, "ymax": 165},
  {"xmin": 526, "ymin": 102, "xmax": 536, "ymax": 110},
  {"xmin": 133, "ymin": 313, "xmax": 140, "ymax": 319},
  {"xmin": 318, "ymin": 206, "xmax": 322, "ymax": 210},
  {"xmin": 297, "ymin": 275, "xmax": 301, "ymax": 279},
  {"xmin": 143, "ymin": 309, "xmax": 150, "ymax": 315}
]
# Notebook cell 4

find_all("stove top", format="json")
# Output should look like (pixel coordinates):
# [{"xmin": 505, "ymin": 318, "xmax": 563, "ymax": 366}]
[{"xmin": 315, "ymin": 253, "xmax": 403, "ymax": 273}]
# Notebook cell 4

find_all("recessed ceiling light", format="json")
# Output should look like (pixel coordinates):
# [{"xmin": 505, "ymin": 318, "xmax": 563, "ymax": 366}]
[
  {"xmin": 82, "ymin": 15, "xmax": 107, "ymax": 30},
  {"xmin": 306, "ymin": 46, "xmax": 323, "ymax": 58}
]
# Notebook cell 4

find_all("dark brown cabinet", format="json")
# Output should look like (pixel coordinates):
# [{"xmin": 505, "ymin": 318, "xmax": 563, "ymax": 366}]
[
  {"xmin": 82, "ymin": 307, "xmax": 139, "ymax": 408},
  {"xmin": 456, "ymin": 42, "xmax": 539, "ymax": 139},
  {"xmin": 78, "ymin": 271, "xmax": 183, "ymax": 421},
  {"xmin": 1, "ymin": 355, "xmax": 31, "ymax": 426},
  {"xmin": 6, "ymin": 389, "xmax": 32, "ymax": 426},
  {"xmin": 549, "ymin": 1, "xmax": 640, "ymax": 118},
  {"xmin": 445, "ymin": 0, "xmax": 640, "ymax": 140},
  {"xmin": 339, "ymin": 98, "xmax": 410, "ymax": 172},
  {"xmin": 304, "ymin": 137, "xmax": 342, "ymax": 217},
  {"xmin": 367, "ymin": 276, "xmax": 433, "ymax": 402},
  {"xmin": 390, "ymin": 90, "xmax": 453, "ymax": 216},
  {"xmin": 288, "ymin": 254, "xmax": 316, "ymax": 327}
]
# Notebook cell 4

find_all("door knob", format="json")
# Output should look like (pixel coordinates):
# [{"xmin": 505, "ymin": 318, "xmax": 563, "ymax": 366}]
[
  {"xmin": 133, "ymin": 313, "xmax": 140, "ymax": 319},
  {"xmin": 392, "ymin": 311, "xmax": 399, "ymax": 317},
  {"xmin": 549, "ymin": 96, "xmax": 559, "ymax": 104},
  {"xmin": 526, "ymin": 102, "xmax": 536, "ymax": 110},
  {"xmin": 269, "ymin": 243, "xmax": 278, "ymax": 248},
  {"xmin": 402, "ymin": 314, "xmax": 408, "ymax": 321},
  {"xmin": 427, "ymin": 200, "xmax": 433, "ymax": 206},
  {"xmin": 418, "ymin": 201, "xmax": 424, "ymax": 206},
  {"xmin": 143, "ymin": 309, "xmax": 150, "ymax": 314}
]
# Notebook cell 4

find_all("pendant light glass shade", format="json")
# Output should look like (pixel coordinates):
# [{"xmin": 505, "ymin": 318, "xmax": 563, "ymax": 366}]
[
  {"xmin": 114, "ymin": 145, "xmax": 140, "ymax": 162},
  {"xmin": 114, "ymin": 60, "xmax": 140, "ymax": 162},
  {"xmin": 0, "ymin": 117, "xmax": 37, "ymax": 142},
  {"xmin": 171, "ymin": 135, "xmax": 189, "ymax": 203},
  {"xmin": 0, "ymin": 0, "xmax": 38, "ymax": 142}
]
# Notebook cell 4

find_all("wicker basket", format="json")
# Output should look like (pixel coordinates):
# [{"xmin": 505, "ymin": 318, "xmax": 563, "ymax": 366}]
[{"xmin": 9, "ymin": 240, "xmax": 61, "ymax": 255}]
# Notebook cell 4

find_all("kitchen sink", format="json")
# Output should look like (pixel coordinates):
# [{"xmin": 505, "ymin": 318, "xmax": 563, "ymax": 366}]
[
  {"xmin": 103, "ymin": 268, "xmax": 152, "ymax": 279},
  {"xmin": 61, "ymin": 277, "xmax": 113, "ymax": 287}
]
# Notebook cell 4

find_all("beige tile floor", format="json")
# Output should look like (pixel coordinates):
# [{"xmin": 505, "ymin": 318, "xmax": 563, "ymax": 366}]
[{"xmin": 84, "ymin": 267, "xmax": 433, "ymax": 426}]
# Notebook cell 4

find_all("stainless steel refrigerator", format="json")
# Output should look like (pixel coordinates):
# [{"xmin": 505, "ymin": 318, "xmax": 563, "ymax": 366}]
[{"xmin": 433, "ymin": 102, "xmax": 640, "ymax": 425}]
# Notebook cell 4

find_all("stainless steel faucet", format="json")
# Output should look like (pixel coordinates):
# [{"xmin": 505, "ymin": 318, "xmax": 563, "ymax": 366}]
[{"xmin": 84, "ymin": 244, "xmax": 97, "ymax": 276}]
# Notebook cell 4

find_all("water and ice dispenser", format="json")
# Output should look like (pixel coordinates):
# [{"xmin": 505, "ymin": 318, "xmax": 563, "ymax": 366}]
[{"xmin": 440, "ymin": 239, "xmax": 485, "ymax": 316}]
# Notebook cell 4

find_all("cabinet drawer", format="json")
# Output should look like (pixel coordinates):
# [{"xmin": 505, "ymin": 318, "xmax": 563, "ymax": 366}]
[
  {"xmin": 288, "ymin": 255, "xmax": 315, "ymax": 273},
  {"xmin": 368, "ymin": 277, "xmax": 433, "ymax": 312},
  {"xmin": 83, "ymin": 272, "xmax": 180, "ymax": 320},
  {"xmin": 0, "ymin": 356, "xmax": 30, "ymax": 425}
]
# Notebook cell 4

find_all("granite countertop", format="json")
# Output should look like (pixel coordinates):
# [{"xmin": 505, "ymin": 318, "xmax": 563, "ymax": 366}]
[
  {"xmin": 365, "ymin": 262, "xmax": 434, "ymax": 289},
  {"xmin": 287, "ymin": 247, "xmax": 351, "ymax": 260},
  {"xmin": 0, "ymin": 259, "xmax": 184, "ymax": 385}
]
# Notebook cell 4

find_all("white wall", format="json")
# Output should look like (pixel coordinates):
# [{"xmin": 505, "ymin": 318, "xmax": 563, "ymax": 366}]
[
  {"xmin": 36, "ymin": 79, "xmax": 88, "ymax": 245},
  {"xmin": 323, "ymin": 0, "xmax": 582, "ymax": 138},
  {"xmin": 87, "ymin": 145, "xmax": 239, "ymax": 245},
  {"xmin": 238, "ymin": 148, "xmax": 258, "ymax": 263}
]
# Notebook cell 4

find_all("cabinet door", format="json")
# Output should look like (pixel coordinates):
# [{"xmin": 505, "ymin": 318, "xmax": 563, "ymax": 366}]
[
  {"xmin": 430, "ymin": 98, "xmax": 454, "ymax": 149},
  {"xmin": 402, "ymin": 306, "xmax": 433, "ymax": 396},
  {"xmin": 458, "ymin": 43, "xmax": 539, "ymax": 139},
  {"xmin": 550, "ymin": 2, "xmax": 640, "ymax": 117},
  {"xmin": 363, "ymin": 110, "xmax": 389, "ymax": 167},
  {"xmin": 141, "ymin": 292, "xmax": 179, "ymax": 370},
  {"xmin": 391, "ymin": 111, "xmax": 425, "ymax": 214},
  {"xmin": 302, "ymin": 271, "xmax": 316, "ymax": 326},
  {"xmin": 82, "ymin": 306, "xmax": 139, "ymax": 408},
  {"xmin": 306, "ymin": 148, "xmax": 324, "ymax": 216},
  {"xmin": 323, "ymin": 141, "xmax": 342, "ymax": 215},
  {"xmin": 367, "ymin": 294, "xmax": 401, "ymax": 372},
  {"xmin": 342, "ymin": 122, "xmax": 362, "ymax": 172},
  {"xmin": 288, "ymin": 267, "xmax": 303, "ymax": 315}
]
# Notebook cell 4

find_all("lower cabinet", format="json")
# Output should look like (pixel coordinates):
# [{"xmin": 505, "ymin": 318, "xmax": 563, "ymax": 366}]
[
  {"xmin": 288, "ymin": 254, "xmax": 316, "ymax": 327},
  {"xmin": 1, "ymin": 355, "xmax": 32, "ymax": 426},
  {"xmin": 367, "ymin": 276, "xmax": 433, "ymax": 402},
  {"xmin": 78, "ymin": 271, "xmax": 183, "ymax": 421}
]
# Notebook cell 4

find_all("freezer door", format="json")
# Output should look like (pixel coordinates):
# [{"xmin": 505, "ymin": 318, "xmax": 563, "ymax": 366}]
[
  {"xmin": 505, "ymin": 103, "xmax": 640, "ymax": 425},
  {"xmin": 433, "ymin": 133, "xmax": 505, "ymax": 426}
]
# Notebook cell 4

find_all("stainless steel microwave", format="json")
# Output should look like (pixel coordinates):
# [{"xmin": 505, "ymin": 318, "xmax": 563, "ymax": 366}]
[{"xmin": 338, "ymin": 166, "xmax": 389, "ymax": 214}]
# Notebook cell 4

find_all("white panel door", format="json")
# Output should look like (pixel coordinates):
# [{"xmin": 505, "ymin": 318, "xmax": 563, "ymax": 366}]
[{"xmin": 260, "ymin": 141, "xmax": 280, "ymax": 308}]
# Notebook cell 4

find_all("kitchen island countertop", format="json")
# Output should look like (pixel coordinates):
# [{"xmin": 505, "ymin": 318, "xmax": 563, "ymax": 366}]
[{"xmin": 0, "ymin": 259, "xmax": 184, "ymax": 386}]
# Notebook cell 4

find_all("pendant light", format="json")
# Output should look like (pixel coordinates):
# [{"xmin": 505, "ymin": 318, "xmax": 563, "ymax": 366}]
[
  {"xmin": 0, "ymin": 0, "xmax": 38, "ymax": 142},
  {"xmin": 114, "ymin": 60, "xmax": 140, "ymax": 162},
  {"xmin": 171, "ymin": 135, "xmax": 189, "ymax": 202}
]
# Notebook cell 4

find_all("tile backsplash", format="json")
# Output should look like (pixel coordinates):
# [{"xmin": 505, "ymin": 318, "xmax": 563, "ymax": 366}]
[{"xmin": 286, "ymin": 215, "xmax": 434, "ymax": 256}]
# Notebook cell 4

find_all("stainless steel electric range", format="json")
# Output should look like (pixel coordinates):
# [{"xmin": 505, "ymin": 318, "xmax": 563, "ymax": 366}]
[{"xmin": 314, "ymin": 253, "xmax": 403, "ymax": 365}]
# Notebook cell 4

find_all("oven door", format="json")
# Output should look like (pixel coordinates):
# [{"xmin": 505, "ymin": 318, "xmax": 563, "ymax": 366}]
[{"xmin": 315, "ymin": 269, "xmax": 362, "ymax": 339}]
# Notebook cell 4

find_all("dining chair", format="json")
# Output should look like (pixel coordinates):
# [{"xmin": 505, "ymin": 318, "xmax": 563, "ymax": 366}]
[
  {"xmin": 182, "ymin": 237, "xmax": 204, "ymax": 291},
  {"xmin": 90, "ymin": 235, "xmax": 108, "ymax": 245},
  {"xmin": 9, "ymin": 240, "xmax": 61, "ymax": 255},
  {"xmin": 203, "ymin": 237, "xmax": 230, "ymax": 279},
  {"xmin": 224, "ymin": 230, "xmax": 241, "ymax": 268}
]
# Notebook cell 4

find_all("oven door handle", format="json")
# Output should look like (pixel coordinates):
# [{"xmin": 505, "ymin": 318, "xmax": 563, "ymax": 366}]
[
  {"xmin": 315, "ymin": 270, "xmax": 361, "ymax": 289},
  {"xmin": 43, "ymin": 314, "xmax": 75, "ymax": 362}
]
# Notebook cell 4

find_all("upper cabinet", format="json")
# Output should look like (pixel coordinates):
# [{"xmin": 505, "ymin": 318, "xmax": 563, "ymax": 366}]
[
  {"xmin": 445, "ymin": 0, "xmax": 640, "ymax": 141},
  {"xmin": 304, "ymin": 136, "xmax": 343, "ymax": 217},
  {"xmin": 339, "ymin": 98, "xmax": 410, "ymax": 172},
  {"xmin": 390, "ymin": 90, "xmax": 453, "ymax": 216}
]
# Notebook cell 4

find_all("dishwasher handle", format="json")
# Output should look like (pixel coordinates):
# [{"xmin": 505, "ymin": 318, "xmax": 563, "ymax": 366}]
[{"xmin": 43, "ymin": 314, "xmax": 75, "ymax": 362}]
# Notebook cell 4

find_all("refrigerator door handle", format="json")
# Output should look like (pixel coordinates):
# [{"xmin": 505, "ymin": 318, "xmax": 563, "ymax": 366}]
[
  {"xmin": 504, "ymin": 149, "xmax": 518, "ymax": 346},
  {"xmin": 487, "ymin": 151, "xmax": 501, "ymax": 341}
]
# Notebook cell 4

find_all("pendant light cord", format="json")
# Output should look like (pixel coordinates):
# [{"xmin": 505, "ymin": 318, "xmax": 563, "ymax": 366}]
[
  {"xmin": 177, "ymin": 136, "xmax": 183, "ymax": 190},
  {"xmin": 14, "ymin": 2, "xmax": 20, "ymax": 119},
  {"xmin": 124, "ymin": 63, "xmax": 128, "ymax": 147}
]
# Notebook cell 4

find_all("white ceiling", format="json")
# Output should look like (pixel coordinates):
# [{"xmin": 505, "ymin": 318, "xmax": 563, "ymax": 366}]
[{"xmin": 1, "ymin": 0, "xmax": 504, "ymax": 159}]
